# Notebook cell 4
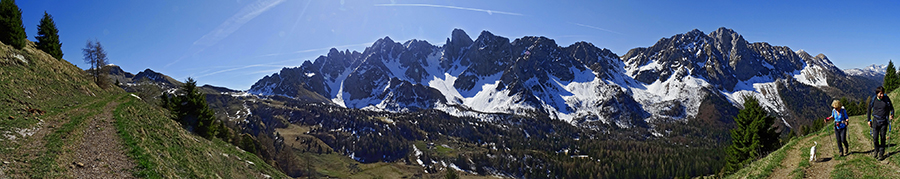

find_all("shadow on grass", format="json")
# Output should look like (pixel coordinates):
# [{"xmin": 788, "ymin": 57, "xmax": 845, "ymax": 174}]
[
  {"xmin": 851, "ymin": 149, "xmax": 875, "ymax": 155},
  {"xmin": 817, "ymin": 157, "xmax": 833, "ymax": 163}
]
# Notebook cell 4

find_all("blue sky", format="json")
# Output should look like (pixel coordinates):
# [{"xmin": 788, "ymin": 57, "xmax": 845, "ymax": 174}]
[{"xmin": 16, "ymin": 0, "xmax": 900, "ymax": 90}]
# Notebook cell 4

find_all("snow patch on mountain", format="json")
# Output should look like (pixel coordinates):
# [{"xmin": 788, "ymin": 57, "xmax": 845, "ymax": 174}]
[
  {"xmin": 793, "ymin": 65, "xmax": 829, "ymax": 87},
  {"xmin": 630, "ymin": 73, "xmax": 710, "ymax": 121},
  {"xmin": 551, "ymin": 67, "xmax": 627, "ymax": 124},
  {"xmin": 428, "ymin": 73, "xmax": 464, "ymax": 103},
  {"xmin": 328, "ymin": 67, "xmax": 354, "ymax": 107},
  {"xmin": 462, "ymin": 78, "xmax": 529, "ymax": 114},
  {"xmin": 383, "ymin": 57, "xmax": 411, "ymax": 81},
  {"xmin": 724, "ymin": 80, "xmax": 785, "ymax": 114}
]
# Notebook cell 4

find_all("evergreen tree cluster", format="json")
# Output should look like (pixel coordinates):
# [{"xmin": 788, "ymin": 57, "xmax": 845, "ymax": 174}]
[
  {"xmin": 885, "ymin": 61, "xmax": 900, "ymax": 93},
  {"xmin": 0, "ymin": 0, "xmax": 25, "ymax": 49},
  {"xmin": 237, "ymin": 98, "xmax": 729, "ymax": 178},
  {"xmin": 1, "ymin": 0, "xmax": 63, "ymax": 57},
  {"xmin": 35, "ymin": 11, "xmax": 62, "ymax": 59},
  {"xmin": 723, "ymin": 95, "xmax": 780, "ymax": 174},
  {"xmin": 840, "ymin": 97, "xmax": 869, "ymax": 116},
  {"xmin": 161, "ymin": 77, "xmax": 226, "ymax": 139}
]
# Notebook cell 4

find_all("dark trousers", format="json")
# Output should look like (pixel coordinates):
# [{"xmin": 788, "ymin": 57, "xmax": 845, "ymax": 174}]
[
  {"xmin": 836, "ymin": 126, "xmax": 849, "ymax": 153},
  {"xmin": 874, "ymin": 119, "xmax": 889, "ymax": 156}
]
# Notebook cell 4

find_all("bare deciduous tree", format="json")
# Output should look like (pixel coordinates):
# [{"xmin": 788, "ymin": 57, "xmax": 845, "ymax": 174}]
[{"xmin": 83, "ymin": 40, "xmax": 110, "ymax": 88}]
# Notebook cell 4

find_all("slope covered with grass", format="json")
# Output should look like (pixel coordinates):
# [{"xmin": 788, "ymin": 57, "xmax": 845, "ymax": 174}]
[
  {"xmin": 728, "ymin": 89, "xmax": 900, "ymax": 179},
  {"xmin": 115, "ymin": 94, "xmax": 286, "ymax": 178},
  {"xmin": 0, "ymin": 40, "xmax": 287, "ymax": 178}
]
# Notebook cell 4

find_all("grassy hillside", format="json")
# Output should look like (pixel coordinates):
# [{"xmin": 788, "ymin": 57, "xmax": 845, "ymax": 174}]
[
  {"xmin": 114, "ymin": 93, "xmax": 286, "ymax": 178},
  {"xmin": 727, "ymin": 89, "xmax": 900, "ymax": 178},
  {"xmin": 0, "ymin": 41, "xmax": 286, "ymax": 178}
]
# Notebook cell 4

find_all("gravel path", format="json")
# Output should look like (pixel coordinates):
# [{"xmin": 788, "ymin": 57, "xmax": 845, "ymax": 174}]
[{"xmin": 68, "ymin": 101, "xmax": 135, "ymax": 178}]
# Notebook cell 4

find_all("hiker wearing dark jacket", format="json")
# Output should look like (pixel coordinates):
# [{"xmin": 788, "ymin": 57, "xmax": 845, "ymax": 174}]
[
  {"xmin": 826, "ymin": 100, "xmax": 849, "ymax": 156},
  {"xmin": 868, "ymin": 86, "xmax": 894, "ymax": 161}
]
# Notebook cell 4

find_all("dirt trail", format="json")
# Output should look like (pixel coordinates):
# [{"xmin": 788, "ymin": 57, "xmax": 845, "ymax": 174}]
[
  {"xmin": 0, "ymin": 97, "xmax": 137, "ymax": 178},
  {"xmin": 803, "ymin": 124, "xmax": 845, "ymax": 178},
  {"xmin": 803, "ymin": 117, "xmax": 900, "ymax": 178},
  {"xmin": 67, "ymin": 101, "xmax": 135, "ymax": 178},
  {"xmin": 768, "ymin": 134, "xmax": 810, "ymax": 178}
]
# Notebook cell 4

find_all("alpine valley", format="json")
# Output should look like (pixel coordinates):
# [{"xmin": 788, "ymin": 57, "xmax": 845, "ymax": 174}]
[{"xmin": 112, "ymin": 27, "xmax": 883, "ymax": 178}]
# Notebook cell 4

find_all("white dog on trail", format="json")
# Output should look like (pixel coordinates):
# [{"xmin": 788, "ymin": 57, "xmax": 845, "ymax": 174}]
[{"xmin": 810, "ymin": 141, "xmax": 818, "ymax": 162}]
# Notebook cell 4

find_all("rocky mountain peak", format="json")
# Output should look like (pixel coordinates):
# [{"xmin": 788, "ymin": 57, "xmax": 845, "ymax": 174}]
[
  {"xmin": 708, "ymin": 27, "xmax": 747, "ymax": 53},
  {"xmin": 442, "ymin": 29, "xmax": 475, "ymax": 68},
  {"xmin": 796, "ymin": 50, "xmax": 837, "ymax": 69},
  {"xmin": 815, "ymin": 53, "xmax": 828, "ymax": 60},
  {"xmin": 796, "ymin": 49, "xmax": 812, "ymax": 59},
  {"xmin": 473, "ymin": 30, "xmax": 509, "ymax": 49},
  {"xmin": 105, "ymin": 64, "xmax": 130, "ymax": 76},
  {"xmin": 132, "ymin": 68, "xmax": 181, "ymax": 87},
  {"xmin": 709, "ymin": 27, "xmax": 739, "ymax": 39},
  {"xmin": 448, "ymin": 28, "xmax": 473, "ymax": 47},
  {"xmin": 685, "ymin": 29, "xmax": 705, "ymax": 37},
  {"xmin": 374, "ymin": 36, "xmax": 395, "ymax": 46}
]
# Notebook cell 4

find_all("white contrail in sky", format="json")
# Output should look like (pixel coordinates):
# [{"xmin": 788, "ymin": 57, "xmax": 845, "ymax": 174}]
[
  {"xmin": 194, "ymin": 0, "xmax": 286, "ymax": 46},
  {"xmin": 195, "ymin": 42, "xmax": 369, "ymax": 78},
  {"xmin": 167, "ymin": 0, "xmax": 285, "ymax": 68},
  {"xmin": 570, "ymin": 22, "xmax": 623, "ymax": 35},
  {"xmin": 375, "ymin": 3, "xmax": 524, "ymax": 16}
]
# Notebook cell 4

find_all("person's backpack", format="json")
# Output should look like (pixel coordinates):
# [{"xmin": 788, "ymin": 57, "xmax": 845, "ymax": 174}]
[
  {"xmin": 841, "ymin": 108, "xmax": 848, "ymax": 121},
  {"xmin": 837, "ymin": 108, "xmax": 848, "ymax": 129},
  {"xmin": 871, "ymin": 95, "xmax": 877, "ymax": 113}
]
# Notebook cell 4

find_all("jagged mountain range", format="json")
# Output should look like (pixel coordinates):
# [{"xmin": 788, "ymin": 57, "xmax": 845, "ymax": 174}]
[
  {"xmin": 845, "ymin": 64, "xmax": 886, "ymax": 79},
  {"xmin": 247, "ymin": 27, "xmax": 882, "ymax": 130},
  {"xmin": 93, "ymin": 28, "xmax": 887, "ymax": 177}
]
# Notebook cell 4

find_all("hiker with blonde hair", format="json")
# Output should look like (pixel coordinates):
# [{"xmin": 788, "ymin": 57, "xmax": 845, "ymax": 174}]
[{"xmin": 826, "ymin": 99, "xmax": 850, "ymax": 156}]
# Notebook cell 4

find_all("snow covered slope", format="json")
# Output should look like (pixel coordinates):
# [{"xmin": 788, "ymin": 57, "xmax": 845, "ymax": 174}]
[{"xmin": 249, "ymin": 28, "xmax": 877, "ymax": 130}]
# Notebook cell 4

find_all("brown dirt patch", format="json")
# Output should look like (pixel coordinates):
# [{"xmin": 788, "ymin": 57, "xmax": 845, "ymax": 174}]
[{"xmin": 0, "ymin": 103, "xmax": 90, "ymax": 178}]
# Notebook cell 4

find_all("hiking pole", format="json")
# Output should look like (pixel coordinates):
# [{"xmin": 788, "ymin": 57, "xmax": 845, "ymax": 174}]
[{"xmin": 827, "ymin": 118, "xmax": 835, "ymax": 158}]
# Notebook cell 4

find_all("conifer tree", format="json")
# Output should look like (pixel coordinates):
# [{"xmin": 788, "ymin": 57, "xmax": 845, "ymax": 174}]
[
  {"xmin": 164, "ymin": 77, "xmax": 219, "ymax": 139},
  {"xmin": 0, "ymin": 0, "xmax": 26, "ymax": 49},
  {"xmin": 723, "ymin": 95, "xmax": 779, "ymax": 174},
  {"xmin": 886, "ymin": 60, "xmax": 899, "ymax": 93},
  {"xmin": 35, "ymin": 11, "xmax": 63, "ymax": 60}
]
